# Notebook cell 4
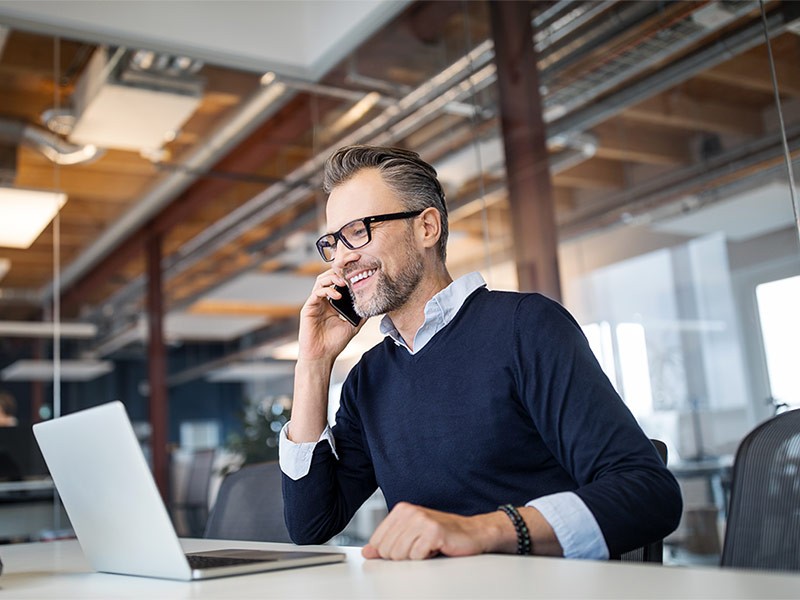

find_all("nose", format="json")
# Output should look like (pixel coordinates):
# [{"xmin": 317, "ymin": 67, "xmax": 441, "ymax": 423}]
[{"xmin": 332, "ymin": 244, "xmax": 359, "ymax": 272}]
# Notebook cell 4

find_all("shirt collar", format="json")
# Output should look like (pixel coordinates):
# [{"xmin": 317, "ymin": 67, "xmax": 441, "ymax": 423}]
[{"xmin": 379, "ymin": 271, "xmax": 486, "ymax": 353}]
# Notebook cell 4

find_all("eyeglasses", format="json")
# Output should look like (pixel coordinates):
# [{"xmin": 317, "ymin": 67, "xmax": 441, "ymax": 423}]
[{"xmin": 315, "ymin": 210, "xmax": 423, "ymax": 262}]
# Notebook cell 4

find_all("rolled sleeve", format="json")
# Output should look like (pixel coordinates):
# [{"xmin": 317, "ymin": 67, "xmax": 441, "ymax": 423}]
[
  {"xmin": 527, "ymin": 492, "xmax": 609, "ymax": 559},
  {"xmin": 278, "ymin": 422, "xmax": 338, "ymax": 480}
]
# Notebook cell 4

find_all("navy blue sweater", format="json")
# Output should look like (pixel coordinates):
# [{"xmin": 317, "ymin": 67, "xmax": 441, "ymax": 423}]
[{"xmin": 283, "ymin": 288, "xmax": 682, "ymax": 556}]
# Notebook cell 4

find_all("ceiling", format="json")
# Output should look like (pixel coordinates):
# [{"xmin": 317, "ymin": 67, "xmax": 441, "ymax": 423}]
[{"xmin": 0, "ymin": 0, "xmax": 799, "ymax": 372}]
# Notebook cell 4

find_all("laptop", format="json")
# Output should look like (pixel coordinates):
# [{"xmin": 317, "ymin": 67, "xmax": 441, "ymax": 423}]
[{"xmin": 32, "ymin": 401, "xmax": 345, "ymax": 580}]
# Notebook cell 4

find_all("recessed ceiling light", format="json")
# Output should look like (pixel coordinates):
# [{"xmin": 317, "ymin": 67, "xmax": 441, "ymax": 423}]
[{"xmin": 0, "ymin": 188, "xmax": 67, "ymax": 249}]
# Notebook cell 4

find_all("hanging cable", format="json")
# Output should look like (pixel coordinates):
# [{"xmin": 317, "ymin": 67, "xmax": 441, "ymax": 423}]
[
  {"xmin": 52, "ymin": 34, "xmax": 63, "ymax": 530},
  {"xmin": 759, "ymin": 0, "xmax": 800, "ymax": 248}
]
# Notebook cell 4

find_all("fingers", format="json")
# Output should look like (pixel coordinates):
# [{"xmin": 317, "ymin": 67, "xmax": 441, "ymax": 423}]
[
  {"xmin": 314, "ymin": 270, "xmax": 348, "ymax": 297},
  {"xmin": 296, "ymin": 269, "xmax": 359, "ymax": 361},
  {"xmin": 361, "ymin": 544, "xmax": 381, "ymax": 559},
  {"xmin": 364, "ymin": 503, "xmax": 445, "ymax": 561}
]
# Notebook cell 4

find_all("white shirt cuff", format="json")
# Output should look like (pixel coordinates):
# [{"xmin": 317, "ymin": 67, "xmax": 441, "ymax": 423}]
[
  {"xmin": 279, "ymin": 422, "xmax": 338, "ymax": 480},
  {"xmin": 527, "ymin": 492, "xmax": 609, "ymax": 559}
]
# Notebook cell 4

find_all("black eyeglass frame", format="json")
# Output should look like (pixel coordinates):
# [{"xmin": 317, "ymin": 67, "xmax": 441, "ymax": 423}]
[{"xmin": 315, "ymin": 210, "xmax": 423, "ymax": 262}]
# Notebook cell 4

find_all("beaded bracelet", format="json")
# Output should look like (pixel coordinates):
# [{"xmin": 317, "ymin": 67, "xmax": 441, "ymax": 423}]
[{"xmin": 498, "ymin": 504, "xmax": 533, "ymax": 555}]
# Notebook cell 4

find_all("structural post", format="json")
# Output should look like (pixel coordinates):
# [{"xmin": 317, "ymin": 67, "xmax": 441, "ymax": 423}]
[
  {"xmin": 146, "ymin": 230, "xmax": 169, "ymax": 501},
  {"xmin": 489, "ymin": 0, "xmax": 562, "ymax": 300}
]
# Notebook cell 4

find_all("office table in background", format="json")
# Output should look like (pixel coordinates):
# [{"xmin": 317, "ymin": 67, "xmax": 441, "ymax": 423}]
[{"xmin": 0, "ymin": 538, "xmax": 798, "ymax": 599}]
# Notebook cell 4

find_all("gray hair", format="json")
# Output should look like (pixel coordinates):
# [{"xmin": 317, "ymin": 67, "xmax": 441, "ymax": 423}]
[{"xmin": 322, "ymin": 145, "xmax": 449, "ymax": 261}]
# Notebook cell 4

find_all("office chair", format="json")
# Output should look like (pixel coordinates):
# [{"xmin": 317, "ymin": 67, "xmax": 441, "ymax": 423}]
[
  {"xmin": 173, "ymin": 448, "xmax": 216, "ymax": 537},
  {"xmin": 618, "ymin": 439, "xmax": 668, "ymax": 563},
  {"xmin": 204, "ymin": 460, "xmax": 292, "ymax": 543},
  {"xmin": 721, "ymin": 408, "xmax": 800, "ymax": 572}
]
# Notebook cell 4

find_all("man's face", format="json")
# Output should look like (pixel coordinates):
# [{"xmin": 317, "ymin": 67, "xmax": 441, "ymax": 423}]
[{"xmin": 327, "ymin": 168, "xmax": 424, "ymax": 318}]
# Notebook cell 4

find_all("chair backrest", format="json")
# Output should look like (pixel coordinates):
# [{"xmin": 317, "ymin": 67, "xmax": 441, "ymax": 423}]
[
  {"xmin": 721, "ymin": 408, "xmax": 800, "ymax": 572},
  {"xmin": 184, "ymin": 448, "xmax": 216, "ymax": 508},
  {"xmin": 203, "ymin": 460, "xmax": 292, "ymax": 543},
  {"xmin": 171, "ymin": 447, "xmax": 216, "ymax": 537},
  {"xmin": 619, "ymin": 439, "xmax": 668, "ymax": 563}
]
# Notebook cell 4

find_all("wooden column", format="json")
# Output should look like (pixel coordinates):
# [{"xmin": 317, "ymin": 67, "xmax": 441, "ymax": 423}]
[
  {"xmin": 489, "ymin": 1, "xmax": 562, "ymax": 301},
  {"xmin": 146, "ymin": 230, "xmax": 169, "ymax": 501}
]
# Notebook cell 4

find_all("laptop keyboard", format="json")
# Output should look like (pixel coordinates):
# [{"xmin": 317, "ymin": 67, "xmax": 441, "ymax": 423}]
[{"xmin": 186, "ymin": 554, "xmax": 273, "ymax": 570}]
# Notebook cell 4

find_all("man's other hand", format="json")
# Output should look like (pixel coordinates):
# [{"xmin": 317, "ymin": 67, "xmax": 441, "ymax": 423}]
[{"xmin": 361, "ymin": 502, "xmax": 515, "ymax": 560}]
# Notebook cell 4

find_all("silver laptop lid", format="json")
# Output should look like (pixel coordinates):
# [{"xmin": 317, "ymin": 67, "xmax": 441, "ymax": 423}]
[{"xmin": 33, "ymin": 401, "xmax": 193, "ymax": 580}]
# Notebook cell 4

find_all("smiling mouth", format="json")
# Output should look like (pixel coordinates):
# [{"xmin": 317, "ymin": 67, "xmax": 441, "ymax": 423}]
[{"xmin": 348, "ymin": 269, "xmax": 376, "ymax": 286}]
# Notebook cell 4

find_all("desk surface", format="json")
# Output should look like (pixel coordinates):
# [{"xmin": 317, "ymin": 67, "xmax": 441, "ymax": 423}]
[{"xmin": 0, "ymin": 538, "xmax": 798, "ymax": 599}]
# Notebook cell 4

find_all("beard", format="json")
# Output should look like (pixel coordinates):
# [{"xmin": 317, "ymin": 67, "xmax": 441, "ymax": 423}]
[{"xmin": 350, "ymin": 238, "xmax": 424, "ymax": 318}]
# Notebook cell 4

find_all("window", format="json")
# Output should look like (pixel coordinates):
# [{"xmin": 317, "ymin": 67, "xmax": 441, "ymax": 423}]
[{"xmin": 756, "ymin": 275, "xmax": 800, "ymax": 408}]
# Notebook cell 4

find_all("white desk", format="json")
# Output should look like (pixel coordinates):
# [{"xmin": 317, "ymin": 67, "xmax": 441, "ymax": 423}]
[{"xmin": 0, "ymin": 538, "xmax": 798, "ymax": 599}]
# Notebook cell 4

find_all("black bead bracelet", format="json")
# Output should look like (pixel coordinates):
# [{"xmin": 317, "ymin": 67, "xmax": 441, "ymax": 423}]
[{"xmin": 498, "ymin": 504, "xmax": 533, "ymax": 555}]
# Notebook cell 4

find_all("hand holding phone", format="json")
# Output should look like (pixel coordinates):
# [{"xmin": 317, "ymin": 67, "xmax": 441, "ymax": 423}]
[{"xmin": 328, "ymin": 284, "xmax": 363, "ymax": 327}]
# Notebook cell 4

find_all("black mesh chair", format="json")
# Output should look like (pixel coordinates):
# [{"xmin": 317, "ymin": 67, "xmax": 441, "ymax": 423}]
[
  {"xmin": 204, "ymin": 460, "xmax": 292, "ymax": 543},
  {"xmin": 721, "ymin": 408, "xmax": 800, "ymax": 572},
  {"xmin": 172, "ymin": 448, "xmax": 216, "ymax": 537},
  {"xmin": 618, "ymin": 438, "xmax": 668, "ymax": 563}
]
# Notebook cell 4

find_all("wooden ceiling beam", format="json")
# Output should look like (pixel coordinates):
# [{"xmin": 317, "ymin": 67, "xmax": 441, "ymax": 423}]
[
  {"xmin": 699, "ymin": 53, "xmax": 800, "ymax": 97},
  {"xmin": 592, "ymin": 123, "xmax": 691, "ymax": 166},
  {"xmin": 188, "ymin": 299, "xmax": 299, "ymax": 319},
  {"xmin": 15, "ymin": 166, "xmax": 150, "ymax": 201},
  {"xmin": 553, "ymin": 158, "xmax": 625, "ymax": 189},
  {"xmin": 624, "ymin": 93, "xmax": 763, "ymax": 137}
]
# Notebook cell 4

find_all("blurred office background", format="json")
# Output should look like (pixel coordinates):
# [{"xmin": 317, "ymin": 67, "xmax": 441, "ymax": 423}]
[{"xmin": 0, "ymin": 0, "xmax": 798, "ymax": 565}]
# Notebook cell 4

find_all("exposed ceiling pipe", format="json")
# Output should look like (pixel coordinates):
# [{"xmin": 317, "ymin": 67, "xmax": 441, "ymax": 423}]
[
  {"xmin": 548, "ymin": 133, "xmax": 599, "ymax": 173},
  {"xmin": 549, "ymin": 4, "xmax": 794, "ymax": 139},
  {"xmin": 534, "ymin": 0, "xmax": 617, "ymax": 52},
  {"xmin": 0, "ymin": 119, "xmax": 102, "ymax": 166},
  {"xmin": 41, "ymin": 78, "xmax": 294, "ymax": 302},
  {"xmin": 532, "ymin": 0, "xmax": 583, "ymax": 31},
  {"xmin": 279, "ymin": 74, "xmax": 480, "ymax": 119}
]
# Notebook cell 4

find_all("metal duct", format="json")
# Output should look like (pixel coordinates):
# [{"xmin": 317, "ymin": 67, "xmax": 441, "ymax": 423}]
[{"xmin": 0, "ymin": 118, "xmax": 102, "ymax": 166}]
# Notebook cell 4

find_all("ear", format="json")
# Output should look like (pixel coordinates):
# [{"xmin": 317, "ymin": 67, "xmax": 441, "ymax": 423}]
[{"xmin": 416, "ymin": 207, "xmax": 442, "ymax": 250}]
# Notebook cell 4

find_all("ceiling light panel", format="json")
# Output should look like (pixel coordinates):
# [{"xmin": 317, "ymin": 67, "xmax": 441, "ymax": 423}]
[
  {"xmin": 1, "ymin": 359, "xmax": 113, "ymax": 382},
  {"xmin": 0, "ymin": 188, "xmax": 67, "ymax": 248},
  {"xmin": 68, "ymin": 48, "xmax": 203, "ymax": 153}
]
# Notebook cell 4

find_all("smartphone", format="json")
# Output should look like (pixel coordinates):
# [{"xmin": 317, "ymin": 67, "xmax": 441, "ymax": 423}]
[{"xmin": 329, "ymin": 284, "xmax": 363, "ymax": 327}]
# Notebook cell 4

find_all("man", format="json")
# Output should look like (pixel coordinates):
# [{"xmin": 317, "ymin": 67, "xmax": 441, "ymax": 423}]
[{"xmin": 280, "ymin": 145, "xmax": 682, "ymax": 560}]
